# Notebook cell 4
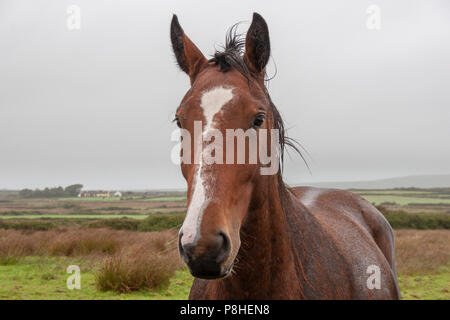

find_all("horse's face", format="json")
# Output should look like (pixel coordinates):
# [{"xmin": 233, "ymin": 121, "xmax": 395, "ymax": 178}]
[{"xmin": 171, "ymin": 13, "xmax": 273, "ymax": 279}]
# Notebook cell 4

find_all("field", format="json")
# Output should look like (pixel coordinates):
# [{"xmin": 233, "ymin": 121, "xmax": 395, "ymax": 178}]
[
  {"xmin": 0, "ymin": 188, "xmax": 449, "ymax": 300},
  {"xmin": 0, "ymin": 257, "xmax": 192, "ymax": 300},
  {"xmin": 353, "ymin": 188, "xmax": 450, "ymax": 214}
]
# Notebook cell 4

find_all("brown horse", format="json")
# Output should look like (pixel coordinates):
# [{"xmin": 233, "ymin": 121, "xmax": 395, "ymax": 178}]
[{"xmin": 170, "ymin": 13, "xmax": 401, "ymax": 299}]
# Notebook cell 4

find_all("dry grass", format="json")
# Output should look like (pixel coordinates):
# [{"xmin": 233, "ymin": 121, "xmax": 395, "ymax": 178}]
[
  {"xmin": 95, "ymin": 242, "xmax": 182, "ymax": 293},
  {"xmin": 0, "ymin": 227, "xmax": 178, "ymax": 258},
  {"xmin": 394, "ymin": 229, "xmax": 450, "ymax": 275},
  {"xmin": 1, "ymin": 227, "xmax": 448, "ymax": 294},
  {"xmin": 0, "ymin": 227, "xmax": 183, "ymax": 292}
]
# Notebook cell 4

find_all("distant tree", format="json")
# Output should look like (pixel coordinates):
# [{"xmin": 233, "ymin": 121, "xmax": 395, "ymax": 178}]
[
  {"xmin": 64, "ymin": 184, "xmax": 83, "ymax": 197},
  {"xmin": 18, "ymin": 184, "xmax": 84, "ymax": 198},
  {"xmin": 19, "ymin": 189, "xmax": 33, "ymax": 198}
]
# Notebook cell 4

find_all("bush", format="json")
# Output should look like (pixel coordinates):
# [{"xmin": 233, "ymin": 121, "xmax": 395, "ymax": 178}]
[
  {"xmin": 377, "ymin": 206, "xmax": 450, "ymax": 229},
  {"xmin": 0, "ymin": 220, "xmax": 56, "ymax": 231},
  {"xmin": 84, "ymin": 218, "xmax": 140, "ymax": 231},
  {"xmin": 395, "ymin": 229, "xmax": 450, "ymax": 274},
  {"xmin": 138, "ymin": 214, "xmax": 185, "ymax": 232},
  {"xmin": 0, "ymin": 215, "xmax": 186, "ymax": 233},
  {"xmin": 95, "ymin": 253, "xmax": 173, "ymax": 293},
  {"xmin": 0, "ymin": 228, "xmax": 179, "ymax": 260},
  {"xmin": 0, "ymin": 211, "xmax": 43, "ymax": 216},
  {"xmin": 62, "ymin": 203, "xmax": 80, "ymax": 209},
  {"xmin": 95, "ymin": 233, "xmax": 182, "ymax": 293},
  {"xmin": 49, "ymin": 236, "xmax": 118, "ymax": 256}
]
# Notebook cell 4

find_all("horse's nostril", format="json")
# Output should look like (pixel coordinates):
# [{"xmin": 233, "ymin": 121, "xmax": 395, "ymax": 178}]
[
  {"xmin": 179, "ymin": 232, "xmax": 195, "ymax": 262},
  {"xmin": 215, "ymin": 231, "xmax": 231, "ymax": 264},
  {"xmin": 183, "ymin": 243, "xmax": 195, "ymax": 261},
  {"xmin": 178, "ymin": 230, "xmax": 232, "ymax": 278}
]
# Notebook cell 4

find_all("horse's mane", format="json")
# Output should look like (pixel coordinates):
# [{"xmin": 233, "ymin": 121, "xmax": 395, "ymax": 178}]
[{"xmin": 208, "ymin": 25, "xmax": 310, "ymax": 207}]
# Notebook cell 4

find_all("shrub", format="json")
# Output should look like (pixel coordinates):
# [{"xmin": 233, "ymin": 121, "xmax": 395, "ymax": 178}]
[
  {"xmin": 382, "ymin": 211, "xmax": 450, "ymax": 229},
  {"xmin": 95, "ymin": 253, "xmax": 173, "ymax": 293},
  {"xmin": 84, "ymin": 218, "xmax": 140, "ymax": 231},
  {"xmin": 395, "ymin": 229, "xmax": 450, "ymax": 274},
  {"xmin": 48, "ymin": 233, "xmax": 119, "ymax": 256},
  {"xmin": 0, "ymin": 220, "xmax": 56, "ymax": 231},
  {"xmin": 0, "ymin": 228, "xmax": 179, "ymax": 260},
  {"xmin": 138, "ymin": 214, "xmax": 185, "ymax": 232},
  {"xmin": 100, "ymin": 207, "xmax": 133, "ymax": 211},
  {"xmin": 95, "ymin": 233, "xmax": 182, "ymax": 293}
]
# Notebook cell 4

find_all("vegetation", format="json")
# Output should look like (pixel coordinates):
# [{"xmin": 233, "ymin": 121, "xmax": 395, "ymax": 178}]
[
  {"xmin": 84, "ymin": 218, "xmax": 140, "ymax": 231},
  {"xmin": 138, "ymin": 214, "xmax": 185, "ymax": 232},
  {"xmin": 354, "ymin": 188, "xmax": 450, "ymax": 207},
  {"xmin": 0, "ymin": 228, "xmax": 448, "ymax": 299},
  {"xmin": 395, "ymin": 230, "xmax": 450, "ymax": 300},
  {"xmin": 398, "ymin": 272, "xmax": 450, "ymax": 300},
  {"xmin": 377, "ymin": 206, "xmax": 450, "ymax": 229},
  {"xmin": 96, "ymin": 244, "xmax": 181, "ymax": 293},
  {"xmin": 0, "ymin": 219, "xmax": 56, "ymax": 231},
  {"xmin": 0, "ymin": 188, "xmax": 449, "ymax": 299},
  {"xmin": 0, "ymin": 227, "xmax": 183, "ymax": 294},
  {"xmin": 0, "ymin": 214, "xmax": 185, "ymax": 232},
  {"xmin": 19, "ymin": 184, "xmax": 83, "ymax": 199},
  {"xmin": 0, "ymin": 257, "xmax": 192, "ymax": 300}
]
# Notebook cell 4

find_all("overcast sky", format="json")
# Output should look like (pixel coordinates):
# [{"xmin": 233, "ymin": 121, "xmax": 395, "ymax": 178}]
[{"xmin": 1, "ymin": 0, "xmax": 449, "ymax": 190}]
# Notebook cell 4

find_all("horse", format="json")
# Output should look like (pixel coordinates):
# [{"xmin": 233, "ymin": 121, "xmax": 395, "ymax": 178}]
[{"xmin": 169, "ymin": 12, "xmax": 401, "ymax": 299}]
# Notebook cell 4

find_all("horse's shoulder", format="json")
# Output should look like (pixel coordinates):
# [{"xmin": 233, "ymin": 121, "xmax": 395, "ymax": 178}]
[
  {"xmin": 288, "ymin": 186, "xmax": 399, "ymax": 298},
  {"xmin": 289, "ymin": 185, "xmax": 394, "ymax": 258},
  {"xmin": 289, "ymin": 186, "xmax": 384, "ymax": 223},
  {"xmin": 289, "ymin": 186, "xmax": 360, "ymax": 209}
]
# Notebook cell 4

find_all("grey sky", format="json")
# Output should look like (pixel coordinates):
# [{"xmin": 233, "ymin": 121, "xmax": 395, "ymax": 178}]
[{"xmin": 1, "ymin": 0, "xmax": 449, "ymax": 190}]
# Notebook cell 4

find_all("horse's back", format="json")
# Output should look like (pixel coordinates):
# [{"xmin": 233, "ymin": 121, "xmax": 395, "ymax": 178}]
[{"xmin": 290, "ymin": 186, "xmax": 401, "ymax": 299}]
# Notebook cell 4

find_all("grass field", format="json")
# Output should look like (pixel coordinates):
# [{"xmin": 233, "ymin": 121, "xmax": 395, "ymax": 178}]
[
  {"xmin": 398, "ymin": 270, "xmax": 450, "ymax": 300},
  {"xmin": 144, "ymin": 197, "xmax": 186, "ymax": 202},
  {"xmin": 354, "ymin": 189, "xmax": 450, "ymax": 204},
  {"xmin": 0, "ymin": 228, "xmax": 447, "ymax": 300},
  {"xmin": 360, "ymin": 195, "xmax": 450, "ymax": 205},
  {"xmin": 0, "ymin": 257, "xmax": 193, "ymax": 300},
  {"xmin": 0, "ymin": 189, "xmax": 449, "ymax": 300},
  {"xmin": 1, "ymin": 257, "xmax": 446, "ymax": 300}
]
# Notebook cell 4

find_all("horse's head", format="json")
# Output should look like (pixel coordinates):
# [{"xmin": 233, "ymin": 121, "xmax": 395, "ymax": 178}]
[{"xmin": 171, "ymin": 13, "xmax": 279, "ymax": 279}]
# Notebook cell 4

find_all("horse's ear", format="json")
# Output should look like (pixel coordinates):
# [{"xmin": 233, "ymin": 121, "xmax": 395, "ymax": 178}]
[
  {"xmin": 244, "ymin": 13, "xmax": 271, "ymax": 75},
  {"xmin": 170, "ymin": 15, "xmax": 207, "ymax": 84}
]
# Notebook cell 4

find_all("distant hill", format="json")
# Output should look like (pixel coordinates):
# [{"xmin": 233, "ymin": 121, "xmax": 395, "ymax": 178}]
[{"xmin": 301, "ymin": 174, "xmax": 450, "ymax": 190}]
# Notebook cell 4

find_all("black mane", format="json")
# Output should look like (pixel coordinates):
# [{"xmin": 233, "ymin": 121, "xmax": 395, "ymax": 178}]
[
  {"xmin": 209, "ymin": 25, "xmax": 310, "ymax": 180},
  {"xmin": 208, "ymin": 24, "xmax": 250, "ymax": 77}
]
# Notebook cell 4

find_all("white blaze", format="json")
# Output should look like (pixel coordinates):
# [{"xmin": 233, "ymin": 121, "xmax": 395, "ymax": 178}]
[{"xmin": 180, "ymin": 86, "xmax": 234, "ymax": 246}]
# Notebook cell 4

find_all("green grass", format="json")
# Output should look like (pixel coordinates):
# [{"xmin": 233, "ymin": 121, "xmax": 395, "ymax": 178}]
[
  {"xmin": 359, "ymin": 195, "xmax": 450, "ymax": 205},
  {"xmin": 0, "ymin": 214, "xmax": 187, "ymax": 232},
  {"xmin": 398, "ymin": 267, "xmax": 450, "ymax": 300},
  {"xmin": 57, "ymin": 197, "xmax": 122, "ymax": 201},
  {"xmin": 0, "ymin": 257, "xmax": 193, "ymax": 300},
  {"xmin": 382, "ymin": 211, "xmax": 450, "ymax": 229},
  {"xmin": 356, "ymin": 190, "xmax": 435, "ymax": 195},
  {"xmin": 1, "ymin": 256, "xmax": 448, "ymax": 300}
]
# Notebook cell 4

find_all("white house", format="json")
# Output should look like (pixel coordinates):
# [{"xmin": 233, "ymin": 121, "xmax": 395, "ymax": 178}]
[{"xmin": 113, "ymin": 191, "xmax": 122, "ymax": 197}]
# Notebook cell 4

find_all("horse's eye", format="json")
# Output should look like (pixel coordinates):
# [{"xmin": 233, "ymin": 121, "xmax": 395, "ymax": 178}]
[
  {"xmin": 252, "ymin": 114, "xmax": 265, "ymax": 129},
  {"xmin": 173, "ymin": 117, "xmax": 182, "ymax": 128}
]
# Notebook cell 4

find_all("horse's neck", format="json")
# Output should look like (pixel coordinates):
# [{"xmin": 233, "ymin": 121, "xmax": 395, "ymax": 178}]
[{"xmin": 218, "ymin": 175, "xmax": 303, "ymax": 299}]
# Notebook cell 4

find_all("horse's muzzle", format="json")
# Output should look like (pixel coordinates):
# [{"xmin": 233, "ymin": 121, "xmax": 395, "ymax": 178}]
[{"xmin": 179, "ymin": 231, "xmax": 231, "ymax": 279}]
